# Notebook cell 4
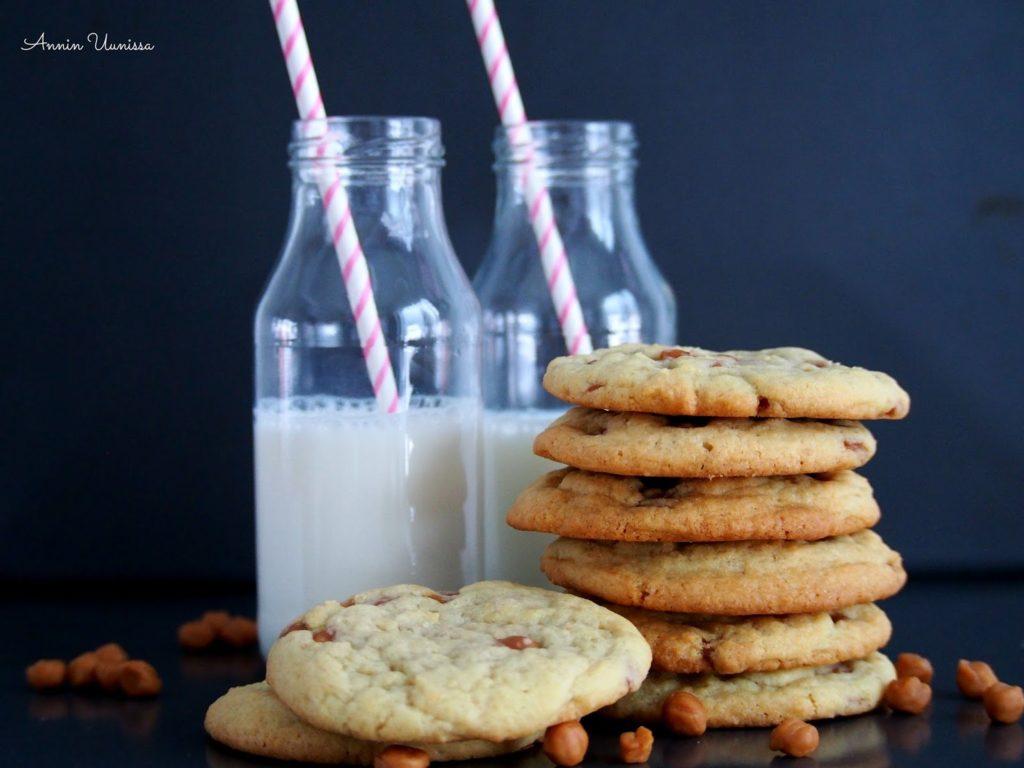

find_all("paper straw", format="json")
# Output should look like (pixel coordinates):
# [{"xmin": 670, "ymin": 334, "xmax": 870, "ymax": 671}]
[
  {"xmin": 269, "ymin": 0, "xmax": 401, "ymax": 413},
  {"xmin": 466, "ymin": 0, "xmax": 592, "ymax": 355}
]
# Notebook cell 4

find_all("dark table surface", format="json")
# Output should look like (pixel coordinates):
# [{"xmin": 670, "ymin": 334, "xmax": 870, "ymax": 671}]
[{"xmin": 4, "ymin": 577, "xmax": 1023, "ymax": 768}]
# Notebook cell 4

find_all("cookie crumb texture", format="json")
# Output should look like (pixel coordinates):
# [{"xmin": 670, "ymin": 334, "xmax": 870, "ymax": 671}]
[
  {"xmin": 508, "ymin": 468, "xmax": 880, "ymax": 542},
  {"xmin": 543, "ymin": 344, "xmax": 909, "ymax": 420},
  {"xmin": 533, "ymin": 409, "xmax": 876, "ymax": 478},
  {"xmin": 266, "ymin": 582, "xmax": 652, "ymax": 744},
  {"xmin": 604, "ymin": 652, "xmax": 896, "ymax": 728},
  {"xmin": 542, "ymin": 531, "xmax": 906, "ymax": 615}
]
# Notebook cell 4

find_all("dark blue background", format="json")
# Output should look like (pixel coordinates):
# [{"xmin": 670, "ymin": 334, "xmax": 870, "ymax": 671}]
[{"xmin": 2, "ymin": 1, "xmax": 1021, "ymax": 581}]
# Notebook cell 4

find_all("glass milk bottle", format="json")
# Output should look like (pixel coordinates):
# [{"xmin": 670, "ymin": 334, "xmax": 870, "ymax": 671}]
[
  {"xmin": 254, "ymin": 117, "xmax": 481, "ymax": 653},
  {"xmin": 474, "ymin": 121, "xmax": 676, "ymax": 586}
]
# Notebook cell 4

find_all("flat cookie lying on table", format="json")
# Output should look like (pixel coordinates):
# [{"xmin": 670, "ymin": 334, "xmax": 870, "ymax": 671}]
[
  {"xmin": 205, "ymin": 683, "xmax": 541, "ymax": 764},
  {"xmin": 603, "ymin": 603, "xmax": 891, "ymax": 675},
  {"xmin": 541, "ymin": 531, "xmax": 906, "ymax": 615},
  {"xmin": 543, "ymin": 344, "xmax": 909, "ymax": 420},
  {"xmin": 604, "ymin": 652, "xmax": 897, "ymax": 728},
  {"xmin": 508, "ymin": 468, "xmax": 879, "ymax": 542},
  {"xmin": 533, "ymin": 408, "xmax": 876, "ymax": 478},
  {"xmin": 266, "ymin": 581, "xmax": 651, "ymax": 745}
]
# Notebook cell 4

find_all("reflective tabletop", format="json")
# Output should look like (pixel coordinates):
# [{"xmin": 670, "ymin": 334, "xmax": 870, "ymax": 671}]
[{"xmin": 4, "ymin": 577, "xmax": 1022, "ymax": 767}]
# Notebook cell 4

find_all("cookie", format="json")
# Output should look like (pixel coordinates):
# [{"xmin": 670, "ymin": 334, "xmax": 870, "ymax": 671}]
[
  {"xmin": 541, "ymin": 531, "xmax": 905, "ymax": 615},
  {"xmin": 604, "ymin": 603, "xmax": 890, "ymax": 675},
  {"xmin": 533, "ymin": 409, "xmax": 875, "ymax": 478},
  {"xmin": 543, "ymin": 344, "xmax": 909, "ymax": 420},
  {"xmin": 204, "ymin": 683, "xmax": 540, "ymax": 764},
  {"xmin": 606, "ymin": 653, "xmax": 895, "ymax": 728},
  {"xmin": 266, "ymin": 581, "xmax": 651, "ymax": 744},
  {"xmin": 508, "ymin": 468, "xmax": 879, "ymax": 542}
]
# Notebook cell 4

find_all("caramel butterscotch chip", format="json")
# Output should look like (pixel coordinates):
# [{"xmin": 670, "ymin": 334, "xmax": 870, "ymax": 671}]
[
  {"xmin": 120, "ymin": 660, "xmax": 162, "ymax": 697},
  {"xmin": 94, "ymin": 643, "xmax": 128, "ymax": 663},
  {"xmin": 26, "ymin": 660, "xmax": 66, "ymax": 691},
  {"xmin": 374, "ymin": 745, "xmax": 430, "ymax": 768},
  {"xmin": 179, "ymin": 620, "xmax": 217, "ymax": 650},
  {"xmin": 497, "ymin": 636, "xmax": 536, "ymax": 650},
  {"xmin": 67, "ymin": 652, "xmax": 99, "ymax": 688},
  {"xmin": 619, "ymin": 727, "xmax": 653, "ymax": 763},
  {"xmin": 770, "ymin": 719, "xmax": 819, "ymax": 757},
  {"xmin": 96, "ymin": 660, "xmax": 128, "ymax": 692},
  {"xmin": 312, "ymin": 629, "xmax": 335, "ymax": 643},
  {"xmin": 895, "ymin": 652, "xmax": 933, "ymax": 683},
  {"xmin": 221, "ymin": 617, "xmax": 259, "ymax": 648},
  {"xmin": 884, "ymin": 676, "xmax": 931, "ymax": 714},
  {"xmin": 662, "ymin": 691, "xmax": 706, "ymax": 736},
  {"xmin": 202, "ymin": 611, "xmax": 232, "ymax": 632},
  {"xmin": 280, "ymin": 620, "xmax": 307, "ymax": 637},
  {"xmin": 543, "ymin": 722, "xmax": 588, "ymax": 767},
  {"xmin": 957, "ymin": 659, "xmax": 998, "ymax": 699},
  {"xmin": 984, "ymin": 683, "xmax": 1024, "ymax": 724}
]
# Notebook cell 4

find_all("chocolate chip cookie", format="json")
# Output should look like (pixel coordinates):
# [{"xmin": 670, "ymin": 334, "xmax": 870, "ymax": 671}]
[{"xmin": 543, "ymin": 344, "xmax": 909, "ymax": 419}]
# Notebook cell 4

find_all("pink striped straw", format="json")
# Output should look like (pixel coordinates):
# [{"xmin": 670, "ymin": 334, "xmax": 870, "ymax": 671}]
[
  {"xmin": 269, "ymin": 0, "xmax": 401, "ymax": 413},
  {"xmin": 466, "ymin": 0, "xmax": 592, "ymax": 355}
]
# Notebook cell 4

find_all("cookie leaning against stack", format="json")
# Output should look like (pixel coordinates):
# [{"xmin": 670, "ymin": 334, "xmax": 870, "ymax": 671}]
[
  {"xmin": 508, "ymin": 343, "xmax": 910, "ymax": 728},
  {"xmin": 205, "ymin": 581, "xmax": 651, "ymax": 763}
]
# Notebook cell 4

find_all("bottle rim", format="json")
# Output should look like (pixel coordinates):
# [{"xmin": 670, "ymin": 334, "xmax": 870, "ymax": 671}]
[
  {"xmin": 492, "ymin": 120, "xmax": 637, "ymax": 167},
  {"xmin": 289, "ymin": 116, "xmax": 444, "ymax": 167}
]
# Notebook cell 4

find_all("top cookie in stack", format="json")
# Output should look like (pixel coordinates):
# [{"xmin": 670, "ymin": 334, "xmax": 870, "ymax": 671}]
[{"xmin": 508, "ymin": 344, "xmax": 910, "ymax": 729}]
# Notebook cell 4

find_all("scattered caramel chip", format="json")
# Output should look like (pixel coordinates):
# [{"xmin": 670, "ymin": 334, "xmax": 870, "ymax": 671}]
[
  {"xmin": 94, "ymin": 643, "xmax": 128, "ymax": 663},
  {"xmin": 25, "ymin": 660, "xmax": 66, "ymax": 691},
  {"xmin": 95, "ymin": 660, "xmax": 128, "ymax": 693},
  {"xmin": 220, "ymin": 617, "xmax": 258, "ymax": 648},
  {"xmin": 885, "ymin": 676, "xmax": 932, "ymax": 714},
  {"xmin": 120, "ymin": 660, "xmax": 162, "ymax": 698},
  {"xmin": 662, "ymin": 690, "xmax": 706, "ymax": 736},
  {"xmin": 201, "ymin": 611, "xmax": 232, "ymax": 632},
  {"xmin": 957, "ymin": 659, "xmax": 998, "ymax": 699},
  {"xmin": 67, "ymin": 652, "xmax": 99, "ymax": 689},
  {"xmin": 770, "ymin": 719, "xmax": 819, "ymax": 757},
  {"xmin": 178, "ymin": 620, "xmax": 217, "ymax": 650},
  {"xmin": 895, "ymin": 652, "xmax": 934, "ymax": 684},
  {"xmin": 619, "ymin": 726, "xmax": 654, "ymax": 764},
  {"xmin": 374, "ymin": 745, "xmax": 430, "ymax": 768},
  {"xmin": 984, "ymin": 683, "xmax": 1024, "ymax": 724},
  {"xmin": 543, "ymin": 721, "xmax": 588, "ymax": 767}
]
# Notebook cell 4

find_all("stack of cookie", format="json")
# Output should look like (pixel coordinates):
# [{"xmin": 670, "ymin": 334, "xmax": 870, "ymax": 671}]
[
  {"xmin": 205, "ymin": 581, "xmax": 651, "ymax": 764},
  {"xmin": 508, "ymin": 344, "xmax": 911, "ymax": 729}
]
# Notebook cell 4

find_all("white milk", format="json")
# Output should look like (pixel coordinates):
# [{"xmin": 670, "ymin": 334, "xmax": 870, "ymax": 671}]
[
  {"xmin": 481, "ymin": 409, "xmax": 565, "ymax": 587},
  {"xmin": 254, "ymin": 396, "xmax": 480, "ymax": 655}
]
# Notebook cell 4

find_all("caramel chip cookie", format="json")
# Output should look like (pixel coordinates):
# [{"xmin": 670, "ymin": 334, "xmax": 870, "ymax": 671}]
[
  {"xmin": 205, "ymin": 683, "xmax": 540, "ymax": 764},
  {"xmin": 266, "ymin": 582, "xmax": 651, "ymax": 745},
  {"xmin": 604, "ymin": 652, "xmax": 896, "ymax": 728},
  {"xmin": 508, "ymin": 468, "xmax": 879, "ymax": 542},
  {"xmin": 605, "ymin": 603, "xmax": 891, "ymax": 675},
  {"xmin": 543, "ymin": 344, "xmax": 909, "ymax": 419},
  {"xmin": 533, "ymin": 408, "xmax": 876, "ymax": 478},
  {"xmin": 541, "ymin": 531, "xmax": 906, "ymax": 615}
]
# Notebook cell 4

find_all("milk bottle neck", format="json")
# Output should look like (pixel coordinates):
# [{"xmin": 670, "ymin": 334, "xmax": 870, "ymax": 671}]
[
  {"xmin": 492, "ymin": 120, "xmax": 640, "ymax": 234},
  {"xmin": 287, "ymin": 116, "xmax": 448, "ymax": 243}
]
